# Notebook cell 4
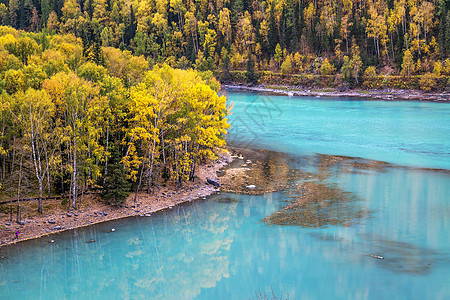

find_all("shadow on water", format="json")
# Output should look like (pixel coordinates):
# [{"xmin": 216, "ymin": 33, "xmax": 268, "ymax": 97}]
[
  {"xmin": 216, "ymin": 197, "xmax": 239, "ymax": 203},
  {"xmin": 359, "ymin": 234, "xmax": 450, "ymax": 275},
  {"xmin": 306, "ymin": 231, "xmax": 450, "ymax": 275}
]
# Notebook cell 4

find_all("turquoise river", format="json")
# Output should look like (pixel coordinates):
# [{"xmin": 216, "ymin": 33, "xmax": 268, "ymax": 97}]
[{"xmin": 1, "ymin": 91, "xmax": 449, "ymax": 299}]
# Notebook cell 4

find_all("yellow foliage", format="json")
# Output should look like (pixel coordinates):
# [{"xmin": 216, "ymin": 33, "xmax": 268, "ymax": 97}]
[
  {"xmin": 320, "ymin": 58, "xmax": 336, "ymax": 75},
  {"xmin": 419, "ymin": 72, "xmax": 437, "ymax": 91},
  {"xmin": 123, "ymin": 64, "xmax": 229, "ymax": 183},
  {"xmin": 0, "ymin": 34, "xmax": 16, "ymax": 50}
]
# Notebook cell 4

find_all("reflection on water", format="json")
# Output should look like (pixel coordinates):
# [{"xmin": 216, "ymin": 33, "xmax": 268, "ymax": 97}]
[{"xmin": 0, "ymin": 200, "xmax": 238, "ymax": 299}]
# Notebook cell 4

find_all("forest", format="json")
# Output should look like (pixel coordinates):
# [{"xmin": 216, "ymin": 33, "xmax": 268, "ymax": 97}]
[
  {"xmin": 0, "ymin": 0, "xmax": 449, "ymax": 88},
  {"xmin": 0, "ymin": 26, "xmax": 229, "ymax": 217}
]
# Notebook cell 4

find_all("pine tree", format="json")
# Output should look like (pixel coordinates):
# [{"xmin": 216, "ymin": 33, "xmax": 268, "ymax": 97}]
[
  {"xmin": 101, "ymin": 146, "xmax": 130, "ymax": 205},
  {"xmin": 246, "ymin": 53, "xmax": 257, "ymax": 83}
]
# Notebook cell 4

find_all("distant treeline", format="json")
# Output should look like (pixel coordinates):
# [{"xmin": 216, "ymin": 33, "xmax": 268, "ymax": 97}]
[
  {"xmin": 0, "ymin": 27, "xmax": 229, "ymax": 214},
  {"xmin": 0, "ymin": 0, "xmax": 449, "ymax": 86}
]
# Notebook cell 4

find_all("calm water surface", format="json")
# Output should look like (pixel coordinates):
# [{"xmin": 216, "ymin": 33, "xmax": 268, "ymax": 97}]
[{"xmin": 1, "ymin": 92, "xmax": 449, "ymax": 299}]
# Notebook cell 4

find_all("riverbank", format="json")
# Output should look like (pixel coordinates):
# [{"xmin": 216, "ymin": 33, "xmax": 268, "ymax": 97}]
[
  {"xmin": 223, "ymin": 84, "xmax": 450, "ymax": 102},
  {"xmin": 0, "ymin": 152, "xmax": 233, "ymax": 247}
]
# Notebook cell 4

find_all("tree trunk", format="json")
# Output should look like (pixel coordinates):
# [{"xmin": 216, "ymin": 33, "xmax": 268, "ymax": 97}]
[
  {"xmin": 147, "ymin": 117, "xmax": 159, "ymax": 194},
  {"xmin": 103, "ymin": 120, "xmax": 110, "ymax": 187},
  {"xmin": 147, "ymin": 145, "xmax": 155, "ymax": 194},
  {"xmin": 9, "ymin": 136, "xmax": 16, "ymax": 222},
  {"xmin": 134, "ymin": 163, "xmax": 145, "ymax": 202},
  {"xmin": 161, "ymin": 129, "xmax": 166, "ymax": 165},
  {"xmin": 346, "ymin": 33, "xmax": 349, "ymax": 54},
  {"xmin": 38, "ymin": 180, "xmax": 43, "ymax": 214},
  {"xmin": 390, "ymin": 33, "xmax": 395, "ymax": 61},
  {"xmin": 189, "ymin": 161, "xmax": 196, "ymax": 181},
  {"xmin": 45, "ymin": 148, "xmax": 51, "ymax": 198},
  {"xmin": 417, "ymin": 24, "xmax": 420, "ymax": 56},
  {"xmin": 72, "ymin": 137, "xmax": 78, "ymax": 210},
  {"xmin": 31, "ymin": 133, "xmax": 44, "ymax": 214},
  {"xmin": 16, "ymin": 156, "xmax": 23, "ymax": 223}
]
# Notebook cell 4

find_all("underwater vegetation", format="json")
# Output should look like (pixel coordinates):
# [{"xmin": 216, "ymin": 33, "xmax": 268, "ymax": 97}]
[{"xmin": 262, "ymin": 181, "xmax": 371, "ymax": 227}]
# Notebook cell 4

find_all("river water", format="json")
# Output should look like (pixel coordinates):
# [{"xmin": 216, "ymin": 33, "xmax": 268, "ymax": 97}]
[{"xmin": 1, "ymin": 91, "xmax": 449, "ymax": 299}]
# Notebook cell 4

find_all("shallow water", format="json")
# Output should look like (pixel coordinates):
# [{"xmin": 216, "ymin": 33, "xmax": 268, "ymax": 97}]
[
  {"xmin": 226, "ymin": 92, "xmax": 450, "ymax": 170},
  {"xmin": 1, "ymin": 92, "xmax": 449, "ymax": 299}
]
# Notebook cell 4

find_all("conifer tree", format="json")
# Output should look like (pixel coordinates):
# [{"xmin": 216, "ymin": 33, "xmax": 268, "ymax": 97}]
[{"xmin": 101, "ymin": 145, "xmax": 130, "ymax": 205}]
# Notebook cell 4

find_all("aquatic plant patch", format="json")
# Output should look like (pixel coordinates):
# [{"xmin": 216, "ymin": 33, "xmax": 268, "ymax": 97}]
[{"xmin": 262, "ymin": 181, "xmax": 371, "ymax": 227}]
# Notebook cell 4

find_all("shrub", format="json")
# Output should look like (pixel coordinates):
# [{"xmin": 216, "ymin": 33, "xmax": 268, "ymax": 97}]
[
  {"xmin": 433, "ymin": 61, "xmax": 442, "ymax": 76},
  {"xmin": 419, "ymin": 73, "xmax": 438, "ymax": 91},
  {"xmin": 363, "ymin": 66, "xmax": 377, "ymax": 88},
  {"xmin": 281, "ymin": 55, "xmax": 293, "ymax": 75}
]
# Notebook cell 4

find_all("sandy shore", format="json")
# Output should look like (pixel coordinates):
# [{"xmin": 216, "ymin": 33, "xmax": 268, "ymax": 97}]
[
  {"xmin": 0, "ymin": 153, "xmax": 232, "ymax": 247},
  {"xmin": 223, "ymin": 84, "xmax": 450, "ymax": 102}
]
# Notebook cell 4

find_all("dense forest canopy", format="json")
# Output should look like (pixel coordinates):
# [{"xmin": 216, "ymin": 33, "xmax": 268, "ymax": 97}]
[
  {"xmin": 0, "ymin": 0, "xmax": 449, "ymax": 83},
  {"xmin": 0, "ymin": 27, "xmax": 229, "ymax": 216}
]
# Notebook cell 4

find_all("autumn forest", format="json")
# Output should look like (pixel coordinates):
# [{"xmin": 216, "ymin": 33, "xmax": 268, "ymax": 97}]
[
  {"xmin": 0, "ymin": 0, "xmax": 449, "ymax": 86},
  {"xmin": 0, "ymin": 26, "xmax": 229, "ymax": 217}
]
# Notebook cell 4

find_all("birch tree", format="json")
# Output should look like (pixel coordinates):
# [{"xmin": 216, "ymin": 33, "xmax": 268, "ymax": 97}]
[
  {"xmin": 43, "ymin": 72, "xmax": 106, "ymax": 210},
  {"xmin": 9, "ymin": 88, "xmax": 54, "ymax": 213}
]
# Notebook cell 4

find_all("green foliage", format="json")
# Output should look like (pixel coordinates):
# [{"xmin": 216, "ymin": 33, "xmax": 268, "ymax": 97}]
[
  {"xmin": 199, "ymin": 70, "xmax": 221, "ymax": 92},
  {"xmin": 101, "ymin": 147, "xmax": 130, "ymax": 205},
  {"xmin": 4, "ymin": 36, "xmax": 40, "ymax": 64},
  {"xmin": 101, "ymin": 163, "xmax": 131, "ymax": 205},
  {"xmin": 350, "ymin": 46, "xmax": 362, "ymax": 83},
  {"xmin": 364, "ymin": 66, "xmax": 377, "ymax": 80},
  {"xmin": 77, "ymin": 62, "xmax": 108, "ymax": 83},
  {"xmin": 246, "ymin": 54, "xmax": 257, "ymax": 83},
  {"xmin": 3, "ymin": 69, "xmax": 25, "ymax": 93},
  {"xmin": 341, "ymin": 56, "xmax": 351, "ymax": 82}
]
